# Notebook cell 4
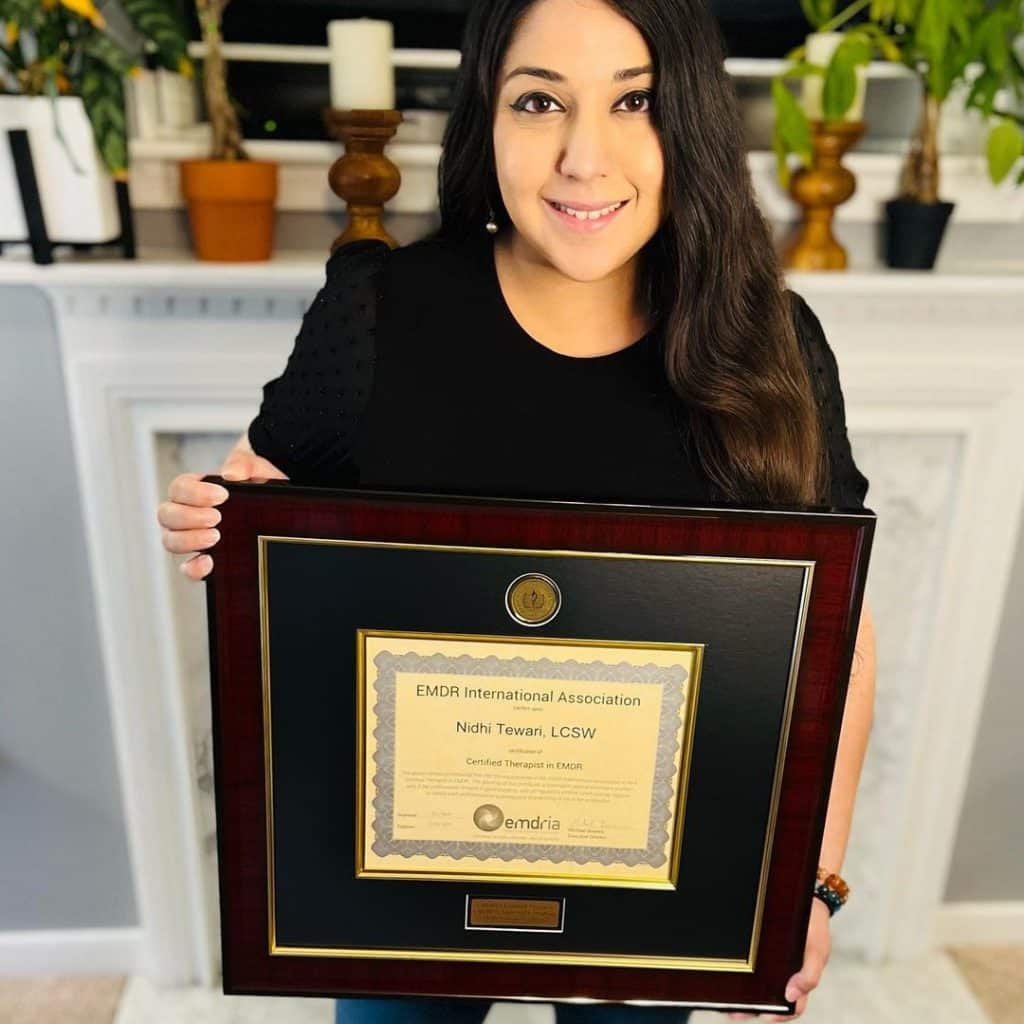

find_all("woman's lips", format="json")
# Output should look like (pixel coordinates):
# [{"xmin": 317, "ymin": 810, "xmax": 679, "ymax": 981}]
[{"xmin": 544, "ymin": 198, "xmax": 628, "ymax": 233}]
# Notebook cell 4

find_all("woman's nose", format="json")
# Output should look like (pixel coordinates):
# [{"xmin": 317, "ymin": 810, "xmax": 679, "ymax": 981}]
[{"xmin": 556, "ymin": 106, "xmax": 616, "ymax": 183}]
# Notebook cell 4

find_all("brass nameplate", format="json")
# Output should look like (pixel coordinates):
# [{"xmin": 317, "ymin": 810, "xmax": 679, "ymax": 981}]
[{"xmin": 467, "ymin": 896, "xmax": 564, "ymax": 931}]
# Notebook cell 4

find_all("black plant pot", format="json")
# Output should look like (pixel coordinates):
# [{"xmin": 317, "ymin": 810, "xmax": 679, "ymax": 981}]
[{"xmin": 883, "ymin": 197, "xmax": 955, "ymax": 270}]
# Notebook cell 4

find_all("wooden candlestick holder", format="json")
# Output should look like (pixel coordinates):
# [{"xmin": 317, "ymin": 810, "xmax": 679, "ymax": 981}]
[
  {"xmin": 780, "ymin": 119, "xmax": 866, "ymax": 272},
  {"xmin": 323, "ymin": 108, "xmax": 404, "ymax": 252}
]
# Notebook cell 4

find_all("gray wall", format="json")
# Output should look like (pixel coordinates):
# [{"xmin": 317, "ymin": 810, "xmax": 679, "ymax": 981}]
[
  {"xmin": 944, "ymin": 515, "xmax": 1024, "ymax": 901},
  {"xmin": 0, "ymin": 285, "xmax": 137, "ymax": 929}
]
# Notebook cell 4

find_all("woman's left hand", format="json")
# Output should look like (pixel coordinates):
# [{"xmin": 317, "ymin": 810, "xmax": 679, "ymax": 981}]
[{"xmin": 725, "ymin": 897, "xmax": 832, "ymax": 1021}]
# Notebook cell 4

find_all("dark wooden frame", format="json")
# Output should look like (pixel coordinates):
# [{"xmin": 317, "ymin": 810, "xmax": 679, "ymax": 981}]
[{"xmin": 204, "ymin": 479, "xmax": 875, "ymax": 1013}]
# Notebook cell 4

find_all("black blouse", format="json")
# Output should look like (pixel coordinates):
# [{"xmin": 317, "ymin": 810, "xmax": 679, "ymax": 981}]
[{"xmin": 248, "ymin": 230, "xmax": 869, "ymax": 509}]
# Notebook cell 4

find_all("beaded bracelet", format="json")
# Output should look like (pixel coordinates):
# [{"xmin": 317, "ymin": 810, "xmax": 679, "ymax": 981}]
[{"xmin": 813, "ymin": 867, "xmax": 850, "ymax": 917}]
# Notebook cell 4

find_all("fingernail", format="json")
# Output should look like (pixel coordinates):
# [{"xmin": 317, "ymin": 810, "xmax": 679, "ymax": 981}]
[
  {"xmin": 222, "ymin": 470, "xmax": 243, "ymax": 480},
  {"xmin": 785, "ymin": 984, "xmax": 799, "ymax": 1001},
  {"xmin": 212, "ymin": 486, "xmax": 230, "ymax": 502},
  {"xmin": 208, "ymin": 529, "xmax": 220, "ymax": 543}
]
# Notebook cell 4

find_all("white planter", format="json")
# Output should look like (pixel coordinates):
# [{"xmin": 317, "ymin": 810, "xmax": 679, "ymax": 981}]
[
  {"xmin": 125, "ymin": 70, "xmax": 162, "ymax": 141},
  {"xmin": 154, "ymin": 69, "xmax": 198, "ymax": 130},
  {"xmin": 801, "ymin": 31, "xmax": 868, "ymax": 122},
  {"xmin": 0, "ymin": 95, "xmax": 120, "ymax": 244}
]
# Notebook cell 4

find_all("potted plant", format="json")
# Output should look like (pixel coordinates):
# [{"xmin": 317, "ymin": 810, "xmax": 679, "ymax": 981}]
[
  {"xmin": 0, "ymin": 0, "xmax": 190, "ymax": 243},
  {"xmin": 867, "ymin": 0, "xmax": 1024, "ymax": 268},
  {"xmin": 771, "ymin": 1, "xmax": 893, "ymax": 189},
  {"xmin": 179, "ymin": 0, "xmax": 277, "ymax": 262},
  {"xmin": 773, "ymin": 0, "xmax": 1024, "ymax": 270}
]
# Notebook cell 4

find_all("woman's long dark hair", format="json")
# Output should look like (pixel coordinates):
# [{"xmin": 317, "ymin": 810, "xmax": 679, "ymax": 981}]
[{"xmin": 429, "ymin": 0, "xmax": 829, "ymax": 506}]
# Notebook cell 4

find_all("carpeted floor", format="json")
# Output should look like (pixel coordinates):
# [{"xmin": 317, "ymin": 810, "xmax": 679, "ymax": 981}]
[
  {"xmin": 0, "ymin": 975, "xmax": 125, "ymax": 1024},
  {"xmin": 0, "ymin": 948, "xmax": 1021, "ymax": 1024},
  {"xmin": 946, "ymin": 945, "xmax": 1024, "ymax": 1024}
]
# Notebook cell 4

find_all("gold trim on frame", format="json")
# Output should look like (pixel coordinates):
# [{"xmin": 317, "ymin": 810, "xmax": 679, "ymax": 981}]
[{"xmin": 258, "ymin": 535, "xmax": 815, "ymax": 972}]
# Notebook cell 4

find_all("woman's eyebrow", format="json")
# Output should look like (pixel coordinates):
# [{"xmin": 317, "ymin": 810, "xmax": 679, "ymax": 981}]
[{"xmin": 503, "ymin": 64, "xmax": 654, "ymax": 85}]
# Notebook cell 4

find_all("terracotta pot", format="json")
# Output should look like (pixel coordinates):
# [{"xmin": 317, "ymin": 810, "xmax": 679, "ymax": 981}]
[{"xmin": 180, "ymin": 159, "xmax": 278, "ymax": 261}]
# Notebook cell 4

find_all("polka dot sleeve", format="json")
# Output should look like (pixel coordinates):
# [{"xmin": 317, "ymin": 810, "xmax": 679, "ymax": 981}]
[
  {"xmin": 247, "ymin": 238, "xmax": 391, "ymax": 485},
  {"xmin": 787, "ymin": 289, "xmax": 870, "ymax": 510}
]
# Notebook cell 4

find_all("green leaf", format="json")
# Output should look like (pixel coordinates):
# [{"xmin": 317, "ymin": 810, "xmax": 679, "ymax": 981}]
[
  {"xmin": 878, "ymin": 35, "xmax": 904, "ymax": 61},
  {"xmin": 1010, "ymin": 48, "xmax": 1024, "ymax": 87},
  {"xmin": 949, "ymin": 1, "xmax": 970, "ymax": 42},
  {"xmin": 895, "ymin": 0, "xmax": 923, "ymax": 25},
  {"xmin": 80, "ymin": 59, "xmax": 127, "ymax": 174},
  {"xmin": 821, "ymin": 35, "xmax": 871, "ymax": 121},
  {"xmin": 780, "ymin": 60, "xmax": 825, "ymax": 81},
  {"xmin": 966, "ymin": 69, "xmax": 1000, "ymax": 117},
  {"xmin": 916, "ymin": 0, "xmax": 949, "ymax": 59},
  {"xmin": 968, "ymin": 13, "xmax": 995, "ymax": 63},
  {"xmin": 83, "ymin": 33, "xmax": 136, "ymax": 76},
  {"xmin": 986, "ymin": 119, "xmax": 1024, "ymax": 184},
  {"xmin": 823, "ymin": 50, "xmax": 859, "ymax": 119},
  {"xmin": 870, "ymin": 0, "xmax": 898, "ymax": 22},
  {"xmin": 859, "ymin": 23, "xmax": 904, "ymax": 62},
  {"xmin": 773, "ymin": 128, "xmax": 792, "ymax": 190},
  {"xmin": 984, "ymin": 14, "xmax": 1009, "ymax": 74},
  {"xmin": 929, "ymin": 45, "xmax": 958, "ymax": 100},
  {"xmin": 772, "ymin": 77, "xmax": 813, "ymax": 163},
  {"xmin": 118, "ymin": 0, "xmax": 189, "ymax": 71},
  {"xmin": 799, "ymin": 0, "xmax": 835, "ymax": 30},
  {"xmin": 2, "ymin": 0, "xmax": 39, "ymax": 25},
  {"xmin": 843, "ymin": 33, "xmax": 875, "ymax": 65}
]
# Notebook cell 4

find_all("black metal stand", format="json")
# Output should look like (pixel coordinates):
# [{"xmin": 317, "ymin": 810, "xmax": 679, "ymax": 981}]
[{"xmin": 0, "ymin": 127, "xmax": 136, "ymax": 265}]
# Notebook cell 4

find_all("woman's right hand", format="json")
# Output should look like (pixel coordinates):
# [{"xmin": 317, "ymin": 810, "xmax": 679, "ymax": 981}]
[{"xmin": 158, "ymin": 447, "xmax": 288, "ymax": 581}]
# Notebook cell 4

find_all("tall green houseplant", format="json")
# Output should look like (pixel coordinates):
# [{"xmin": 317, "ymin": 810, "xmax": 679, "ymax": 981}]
[
  {"xmin": 0, "ymin": 0, "xmax": 191, "ymax": 177},
  {"xmin": 772, "ymin": 0, "xmax": 1024, "ymax": 195}
]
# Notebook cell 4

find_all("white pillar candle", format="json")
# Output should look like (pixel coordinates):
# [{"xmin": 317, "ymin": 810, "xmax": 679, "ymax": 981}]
[
  {"xmin": 327, "ymin": 19, "xmax": 395, "ymax": 110},
  {"xmin": 801, "ymin": 31, "xmax": 867, "ymax": 121}
]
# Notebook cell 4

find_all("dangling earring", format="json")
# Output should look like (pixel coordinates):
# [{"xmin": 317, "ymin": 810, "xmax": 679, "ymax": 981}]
[{"xmin": 485, "ymin": 205, "xmax": 498, "ymax": 234}]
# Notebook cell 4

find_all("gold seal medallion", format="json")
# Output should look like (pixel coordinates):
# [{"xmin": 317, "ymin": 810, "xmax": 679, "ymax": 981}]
[
  {"xmin": 505, "ymin": 573, "xmax": 561, "ymax": 627},
  {"xmin": 473, "ymin": 804, "xmax": 504, "ymax": 832}
]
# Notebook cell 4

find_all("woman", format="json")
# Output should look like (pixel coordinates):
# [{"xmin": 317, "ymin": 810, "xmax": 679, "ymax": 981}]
[{"xmin": 158, "ymin": 0, "xmax": 877, "ymax": 1021}]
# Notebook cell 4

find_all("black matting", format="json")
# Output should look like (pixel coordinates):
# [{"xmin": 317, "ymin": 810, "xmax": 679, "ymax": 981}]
[{"xmin": 264, "ymin": 539, "xmax": 809, "ymax": 962}]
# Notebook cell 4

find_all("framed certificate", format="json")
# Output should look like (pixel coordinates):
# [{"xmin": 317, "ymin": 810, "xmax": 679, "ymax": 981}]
[
  {"xmin": 356, "ymin": 629, "xmax": 700, "ymax": 890},
  {"xmin": 204, "ymin": 481, "xmax": 875, "ymax": 1015}
]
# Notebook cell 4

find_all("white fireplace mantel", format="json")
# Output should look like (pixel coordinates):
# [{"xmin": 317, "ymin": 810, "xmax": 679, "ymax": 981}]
[{"xmin": 3, "ymin": 253, "xmax": 1023, "ymax": 985}]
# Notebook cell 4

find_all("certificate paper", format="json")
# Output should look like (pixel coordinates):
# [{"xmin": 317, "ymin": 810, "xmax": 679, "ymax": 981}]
[{"xmin": 357, "ymin": 630, "xmax": 703, "ymax": 887}]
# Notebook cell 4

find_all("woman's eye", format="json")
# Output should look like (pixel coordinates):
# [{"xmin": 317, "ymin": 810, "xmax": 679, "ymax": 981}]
[
  {"xmin": 617, "ymin": 90, "xmax": 653, "ymax": 114},
  {"xmin": 510, "ymin": 92, "xmax": 563, "ymax": 115},
  {"xmin": 509, "ymin": 90, "xmax": 653, "ymax": 115}
]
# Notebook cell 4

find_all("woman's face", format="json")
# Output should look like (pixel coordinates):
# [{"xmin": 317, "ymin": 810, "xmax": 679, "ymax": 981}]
[{"xmin": 492, "ymin": 0, "xmax": 665, "ymax": 281}]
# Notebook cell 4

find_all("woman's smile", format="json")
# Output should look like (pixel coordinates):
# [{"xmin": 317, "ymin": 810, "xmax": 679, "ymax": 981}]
[{"xmin": 543, "ymin": 196, "xmax": 629, "ymax": 232}]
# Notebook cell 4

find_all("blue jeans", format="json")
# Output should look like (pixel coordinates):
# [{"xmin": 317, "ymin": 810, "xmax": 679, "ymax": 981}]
[{"xmin": 334, "ymin": 997, "xmax": 693, "ymax": 1022}]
